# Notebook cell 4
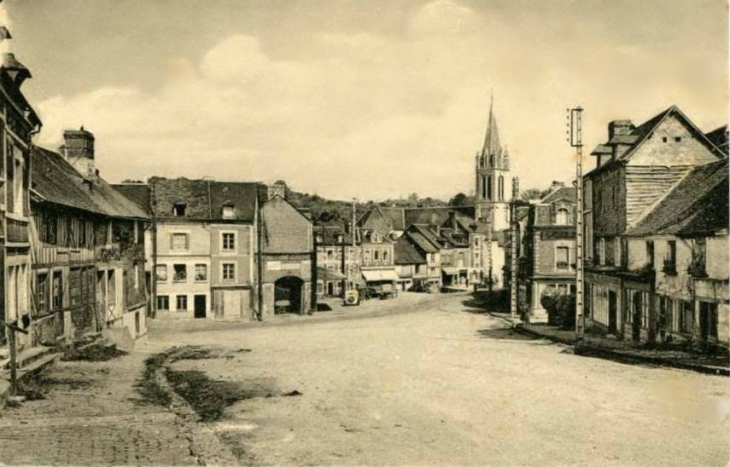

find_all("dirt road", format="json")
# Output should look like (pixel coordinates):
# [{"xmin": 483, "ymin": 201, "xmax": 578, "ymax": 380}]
[
  {"xmin": 154, "ymin": 293, "xmax": 730, "ymax": 466},
  {"xmin": 1, "ymin": 292, "xmax": 727, "ymax": 466}
]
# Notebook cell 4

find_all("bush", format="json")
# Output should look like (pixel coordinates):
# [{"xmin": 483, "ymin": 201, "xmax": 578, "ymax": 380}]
[{"xmin": 540, "ymin": 288, "xmax": 576, "ymax": 329}]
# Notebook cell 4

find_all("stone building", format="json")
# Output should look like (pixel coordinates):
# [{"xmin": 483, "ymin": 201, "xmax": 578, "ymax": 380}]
[
  {"xmin": 138, "ymin": 178, "xmax": 259, "ymax": 320},
  {"xmin": 314, "ymin": 224, "xmax": 359, "ymax": 298},
  {"xmin": 583, "ymin": 106, "xmax": 727, "ymax": 343},
  {"xmin": 259, "ymin": 192, "xmax": 314, "ymax": 316},
  {"xmin": 624, "ymin": 159, "xmax": 728, "ymax": 346},
  {"xmin": 30, "ymin": 131, "xmax": 150, "ymax": 347},
  {"xmin": 515, "ymin": 183, "xmax": 576, "ymax": 322}
]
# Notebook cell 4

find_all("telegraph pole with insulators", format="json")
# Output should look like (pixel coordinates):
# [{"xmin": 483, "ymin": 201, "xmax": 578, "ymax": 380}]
[{"xmin": 567, "ymin": 107, "xmax": 585, "ymax": 341}]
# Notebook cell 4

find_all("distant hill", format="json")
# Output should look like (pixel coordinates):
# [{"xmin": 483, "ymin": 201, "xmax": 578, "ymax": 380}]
[{"xmin": 283, "ymin": 184, "xmax": 448, "ymax": 226}]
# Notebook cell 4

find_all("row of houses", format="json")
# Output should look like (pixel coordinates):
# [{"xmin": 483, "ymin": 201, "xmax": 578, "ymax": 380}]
[
  {"xmin": 0, "ymin": 30, "xmax": 151, "ymax": 359},
  {"xmin": 510, "ymin": 105, "xmax": 729, "ymax": 349}
]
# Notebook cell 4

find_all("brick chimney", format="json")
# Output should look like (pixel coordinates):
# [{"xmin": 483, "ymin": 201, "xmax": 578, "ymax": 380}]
[
  {"xmin": 268, "ymin": 180, "xmax": 287, "ymax": 200},
  {"xmin": 608, "ymin": 120, "xmax": 634, "ymax": 139},
  {"xmin": 61, "ymin": 127, "xmax": 96, "ymax": 180}
]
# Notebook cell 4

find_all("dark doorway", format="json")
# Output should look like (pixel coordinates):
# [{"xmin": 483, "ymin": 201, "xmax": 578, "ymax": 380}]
[
  {"xmin": 194, "ymin": 295, "xmax": 206, "ymax": 319},
  {"xmin": 632, "ymin": 292, "xmax": 642, "ymax": 342},
  {"xmin": 327, "ymin": 282, "xmax": 334, "ymax": 296},
  {"xmin": 608, "ymin": 291, "xmax": 617, "ymax": 334},
  {"xmin": 275, "ymin": 276, "xmax": 304, "ymax": 314}
]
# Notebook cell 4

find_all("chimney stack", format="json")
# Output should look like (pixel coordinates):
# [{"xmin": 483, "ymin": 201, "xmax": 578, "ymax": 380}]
[
  {"xmin": 268, "ymin": 180, "xmax": 287, "ymax": 200},
  {"xmin": 61, "ymin": 127, "xmax": 96, "ymax": 181}
]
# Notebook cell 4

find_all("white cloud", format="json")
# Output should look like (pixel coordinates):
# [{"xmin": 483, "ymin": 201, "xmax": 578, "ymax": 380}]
[{"xmin": 32, "ymin": 0, "xmax": 727, "ymax": 199}]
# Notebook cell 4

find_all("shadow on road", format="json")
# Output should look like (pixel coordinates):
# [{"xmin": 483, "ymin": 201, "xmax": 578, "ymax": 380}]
[{"xmin": 476, "ymin": 328, "xmax": 537, "ymax": 341}]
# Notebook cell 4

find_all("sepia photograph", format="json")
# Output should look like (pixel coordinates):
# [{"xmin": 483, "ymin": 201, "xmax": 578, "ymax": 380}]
[{"xmin": 0, "ymin": 0, "xmax": 728, "ymax": 466}]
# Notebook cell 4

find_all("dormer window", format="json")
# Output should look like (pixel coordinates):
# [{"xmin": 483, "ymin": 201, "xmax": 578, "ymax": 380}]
[
  {"xmin": 555, "ymin": 208, "xmax": 569, "ymax": 226},
  {"xmin": 222, "ymin": 203, "xmax": 235, "ymax": 219},
  {"xmin": 372, "ymin": 233, "xmax": 381, "ymax": 243},
  {"xmin": 173, "ymin": 201, "xmax": 186, "ymax": 217}
]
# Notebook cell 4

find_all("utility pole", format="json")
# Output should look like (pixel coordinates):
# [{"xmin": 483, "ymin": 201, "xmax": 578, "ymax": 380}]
[
  {"xmin": 567, "ymin": 107, "xmax": 585, "ymax": 341},
  {"xmin": 509, "ymin": 177, "xmax": 519, "ymax": 327}
]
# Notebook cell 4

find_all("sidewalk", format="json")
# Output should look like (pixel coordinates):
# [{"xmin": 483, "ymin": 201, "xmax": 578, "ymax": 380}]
[{"xmin": 515, "ymin": 322, "xmax": 730, "ymax": 376}]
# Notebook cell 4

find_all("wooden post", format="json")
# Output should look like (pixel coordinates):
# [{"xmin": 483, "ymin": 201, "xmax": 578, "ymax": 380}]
[{"xmin": 8, "ymin": 327, "xmax": 17, "ymax": 396}]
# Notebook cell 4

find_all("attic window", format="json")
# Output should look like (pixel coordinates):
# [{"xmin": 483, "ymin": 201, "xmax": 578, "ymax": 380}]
[
  {"xmin": 222, "ymin": 204, "xmax": 234, "ymax": 219},
  {"xmin": 173, "ymin": 202, "xmax": 186, "ymax": 217},
  {"xmin": 674, "ymin": 136, "xmax": 682, "ymax": 142},
  {"xmin": 662, "ymin": 136, "xmax": 668, "ymax": 143}
]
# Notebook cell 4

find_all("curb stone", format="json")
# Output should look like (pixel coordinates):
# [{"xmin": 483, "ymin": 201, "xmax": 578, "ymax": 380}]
[{"xmin": 513, "ymin": 324, "xmax": 729, "ymax": 377}]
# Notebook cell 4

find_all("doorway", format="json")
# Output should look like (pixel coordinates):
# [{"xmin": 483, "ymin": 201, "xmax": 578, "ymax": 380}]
[
  {"xmin": 608, "ymin": 291, "xmax": 617, "ymax": 334},
  {"xmin": 194, "ymin": 295, "xmax": 207, "ymax": 319},
  {"xmin": 275, "ymin": 276, "xmax": 304, "ymax": 314}
]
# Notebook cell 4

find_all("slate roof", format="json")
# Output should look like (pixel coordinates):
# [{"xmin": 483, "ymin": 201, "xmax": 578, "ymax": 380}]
[
  {"xmin": 626, "ymin": 159, "xmax": 729, "ymax": 237},
  {"xmin": 706, "ymin": 125, "xmax": 729, "ymax": 155},
  {"xmin": 113, "ymin": 183, "xmax": 152, "ymax": 214},
  {"xmin": 406, "ymin": 227, "xmax": 440, "ymax": 253},
  {"xmin": 394, "ymin": 236, "xmax": 426, "ymax": 265},
  {"xmin": 149, "ymin": 177, "xmax": 259, "ymax": 222},
  {"xmin": 314, "ymin": 224, "xmax": 354, "ymax": 245},
  {"xmin": 540, "ymin": 186, "xmax": 576, "ymax": 205},
  {"xmin": 31, "ymin": 146, "xmax": 149, "ymax": 220}
]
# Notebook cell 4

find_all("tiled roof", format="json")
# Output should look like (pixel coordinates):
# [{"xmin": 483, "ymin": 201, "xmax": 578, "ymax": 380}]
[
  {"xmin": 149, "ymin": 177, "xmax": 258, "ymax": 222},
  {"xmin": 395, "ymin": 236, "xmax": 426, "ymax": 265},
  {"xmin": 31, "ymin": 146, "xmax": 149, "ymax": 220},
  {"xmin": 113, "ymin": 183, "xmax": 151, "ymax": 214},
  {"xmin": 626, "ymin": 159, "xmax": 729, "ymax": 237}
]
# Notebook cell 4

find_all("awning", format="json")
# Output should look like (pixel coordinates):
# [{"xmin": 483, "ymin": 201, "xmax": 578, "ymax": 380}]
[
  {"xmin": 442, "ymin": 267, "xmax": 459, "ymax": 276},
  {"xmin": 362, "ymin": 270, "xmax": 399, "ymax": 282},
  {"xmin": 316, "ymin": 267, "xmax": 347, "ymax": 281}
]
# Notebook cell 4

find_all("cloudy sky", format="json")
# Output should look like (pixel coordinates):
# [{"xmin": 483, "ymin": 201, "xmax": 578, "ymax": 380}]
[{"xmin": 4, "ymin": 0, "xmax": 728, "ymax": 201}]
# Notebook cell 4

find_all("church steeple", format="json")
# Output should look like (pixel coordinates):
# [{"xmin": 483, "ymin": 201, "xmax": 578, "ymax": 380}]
[
  {"xmin": 482, "ymin": 93, "xmax": 501, "ymax": 158},
  {"xmin": 474, "ymin": 92, "xmax": 511, "ymax": 230}
]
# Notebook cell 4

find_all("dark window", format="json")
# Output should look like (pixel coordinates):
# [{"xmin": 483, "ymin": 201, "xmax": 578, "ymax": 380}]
[
  {"xmin": 173, "ymin": 202, "xmax": 186, "ymax": 217},
  {"xmin": 674, "ymin": 136, "xmax": 682, "ymax": 142},
  {"xmin": 664, "ymin": 241, "xmax": 677, "ymax": 274},
  {"xmin": 690, "ymin": 238, "xmax": 707, "ymax": 277},
  {"xmin": 157, "ymin": 295, "xmax": 170, "ymax": 310},
  {"xmin": 42, "ymin": 211, "xmax": 58, "ymax": 245},
  {"xmin": 70, "ymin": 268, "xmax": 82, "ymax": 307},
  {"xmin": 52, "ymin": 272, "xmax": 63, "ymax": 310},
  {"xmin": 679, "ymin": 300, "xmax": 693, "ymax": 334},
  {"xmin": 173, "ymin": 264, "xmax": 187, "ymax": 282},
  {"xmin": 36, "ymin": 273, "xmax": 49, "ymax": 315},
  {"xmin": 646, "ymin": 241, "xmax": 654, "ymax": 268},
  {"xmin": 662, "ymin": 136, "xmax": 668, "ymax": 143},
  {"xmin": 176, "ymin": 295, "xmax": 188, "ymax": 311}
]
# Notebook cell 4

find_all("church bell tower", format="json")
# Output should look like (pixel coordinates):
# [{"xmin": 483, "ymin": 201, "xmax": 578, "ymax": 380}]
[{"xmin": 475, "ymin": 95, "xmax": 512, "ymax": 231}]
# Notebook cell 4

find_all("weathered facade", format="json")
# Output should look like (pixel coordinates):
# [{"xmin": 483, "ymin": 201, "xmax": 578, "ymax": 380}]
[
  {"xmin": 516, "ymin": 184, "xmax": 577, "ymax": 322},
  {"xmin": 583, "ymin": 106, "xmax": 727, "ymax": 345},
  {"xmin": 259, "ymin": 193, "xmax": 314, "ymax": 317},
  {"xmin": 0, "ymin": 43, "xmax": 42, "ymax": 350},
  {"xmin": 314, "ymin": 225, "xmax": 359, "ymax": 298},
  {"xmin": 145, "ymin": 178, "xmax": 259, "ymax": 320},
  {"xmin": 30, "ymin": 133, "xmax": 150, "ymax": 347}
]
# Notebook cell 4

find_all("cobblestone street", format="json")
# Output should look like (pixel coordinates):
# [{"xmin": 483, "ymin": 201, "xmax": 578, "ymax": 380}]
[{"xmin": 1, "ymin": 293, "xmax": 728, "ymax": 466}]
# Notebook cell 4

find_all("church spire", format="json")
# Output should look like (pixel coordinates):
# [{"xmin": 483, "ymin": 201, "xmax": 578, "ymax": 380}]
[{"xmin": 482, "ymin": 92, "xmax": 501, "ymax": 157}]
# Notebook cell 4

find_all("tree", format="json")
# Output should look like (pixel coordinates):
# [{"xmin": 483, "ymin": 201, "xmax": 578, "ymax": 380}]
[
  {"xmin": 449, "ymin": 193, "xmax": 468, "ymax": 206},
  {"xmin": 520, "ymin": 188, "xmax": 550, "ymax": 201}
]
